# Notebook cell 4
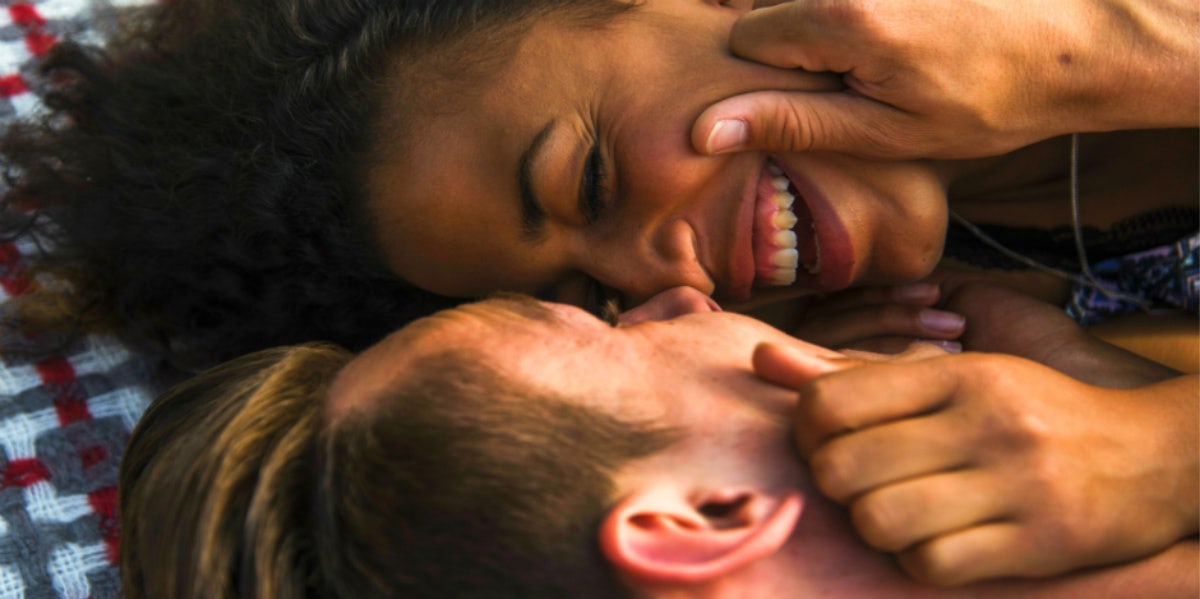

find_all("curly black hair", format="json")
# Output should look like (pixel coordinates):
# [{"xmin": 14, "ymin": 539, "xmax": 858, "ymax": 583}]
[{"xmin": 1, "ymin": 0, "xmax": 630, "ymax": 371}]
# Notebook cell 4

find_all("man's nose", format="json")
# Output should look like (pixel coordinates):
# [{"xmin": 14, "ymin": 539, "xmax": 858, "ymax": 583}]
[{"xmin": 617, "ymin": 286, "xmax": 721, "ymax": 325}]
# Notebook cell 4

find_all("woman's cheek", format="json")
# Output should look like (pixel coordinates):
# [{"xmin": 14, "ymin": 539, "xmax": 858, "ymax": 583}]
[{"xmin": 881, "ymin": 183, "xmax": 949, "ymax": 281}]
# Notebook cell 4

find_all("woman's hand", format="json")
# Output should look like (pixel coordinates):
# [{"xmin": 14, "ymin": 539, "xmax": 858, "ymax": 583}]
[
  {"xmin": 756, "ymin": 345, "xmax": 1199, "ymax": 586},
  {"xmin": 939, "ymin": 281, "xmax": 1182, "ymax": 388},
  {"xmin": 756, "ymin": 282, "xmax": 1196, "ymax": 585},
  {"xmin": 693, "ymin": 0, "xmax": 1199, "ymax": 160},
  {"xmin": 787, "ymin": 283, "xmax": 965, "ymax": 354}
]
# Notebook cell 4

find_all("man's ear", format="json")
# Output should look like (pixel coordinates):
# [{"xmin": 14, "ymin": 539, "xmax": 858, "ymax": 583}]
[{"xmin": 598, "ymin": 486, "xmax": 803, "ymax": 585}]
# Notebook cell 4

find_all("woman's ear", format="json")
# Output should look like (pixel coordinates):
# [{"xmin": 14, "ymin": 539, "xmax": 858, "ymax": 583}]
[{"xmin": 598, "ymin": 486, "xmax": 803, "ymax": 586}]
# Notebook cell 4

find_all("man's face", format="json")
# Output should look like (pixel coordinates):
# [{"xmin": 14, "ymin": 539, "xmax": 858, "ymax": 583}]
[
  {"xmin": 335, "ymin": 289, "xmax": 847, "ymax": 483},
  {"xmin": 367, "ymin": 0, "xmax": 949, "ymax": 316}
]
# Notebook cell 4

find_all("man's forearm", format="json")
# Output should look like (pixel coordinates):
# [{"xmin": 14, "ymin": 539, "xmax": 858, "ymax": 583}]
[{"xmin": 1077, "ymin": 0, "xmax": 1199, "ymax": 131}]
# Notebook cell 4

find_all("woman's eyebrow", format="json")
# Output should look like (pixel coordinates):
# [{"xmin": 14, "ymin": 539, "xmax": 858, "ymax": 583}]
[{"xmin": 517, "ymin": 119, "xmax": 556, "ymax": 242}]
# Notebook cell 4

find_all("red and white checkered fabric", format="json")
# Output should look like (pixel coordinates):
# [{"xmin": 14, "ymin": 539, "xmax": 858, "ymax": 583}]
[
  {"xmin": 0, "ymin": 244, "xmax": 155, "ymax": 599},
  {"xmin": 0, "ymin": 0, "xmax": 146, "ymax": 119},
  {"xmin": 0, "ymin": 2, "xmax": 154, "ymax": 597}
]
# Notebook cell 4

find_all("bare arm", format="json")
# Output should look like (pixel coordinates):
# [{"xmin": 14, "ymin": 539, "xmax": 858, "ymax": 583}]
[
  {"xmin": 986, "ymin": 541, "xmax": 1198, "ymax": 598},
  {"xmin": 694, "ymin": 0, "xmax": 1199, "ymax": 160},
  {"xmin": 754, "ymin": 283, "xmax": 1198, "ymax": 585}
]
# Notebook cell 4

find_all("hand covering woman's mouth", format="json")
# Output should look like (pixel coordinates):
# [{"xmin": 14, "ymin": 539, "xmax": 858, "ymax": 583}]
[{"xmin": 754, "ymin": 163, "xmax": 819, "ymax": 286}]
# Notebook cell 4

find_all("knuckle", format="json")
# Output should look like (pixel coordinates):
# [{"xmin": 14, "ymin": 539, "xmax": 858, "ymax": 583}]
[
  {"xmin": 803, "ymin": 377, "xmax": 855, "ymax": 429},
  {"xmin": 851, "ymin": 494, "xmax": 913, "ymax": 551},
  {"xmin": 965, "ymin": 376, "xmax": 1054, "ymax": 451},
  {"xmin": 793, "ymin": 400, "xmax": 831, "ymax": 451},
  {"xmin": 820, "ymin": 0, "xmax": 877, "ymax": 30},
  {"xmin": 809, "ymin": 445, "xmax": 858, "ymax": 501},
  {"xmin": 897, "ymin": 544, "xmax": 964, "ymax": 587},
  {"xmin": 767, "ymin": 99, "xmax": 815, "ymax": 152}
]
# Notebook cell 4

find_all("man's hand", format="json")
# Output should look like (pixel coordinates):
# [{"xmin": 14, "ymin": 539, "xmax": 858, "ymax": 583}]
[
  {"xmin": 694, "ymin": 0, "xmax": 1199, "ymax": 160},
  {"xmin": 755, "ymin": 345, "xmax": 1199, "ymax": 586}
]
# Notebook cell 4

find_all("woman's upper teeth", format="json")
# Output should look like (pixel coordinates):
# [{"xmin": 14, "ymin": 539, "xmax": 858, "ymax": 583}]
[
  {"xmin": 773, "ymin": 230, "xmax": 797, "ymax": 248},
  {"xmin": 763, "ymin": 171, "xmax": 798, "ymax": 284},
  {"xmin": 757, "ymin": 167, "xmax": 820, "ymax": 287},
  {"xmin": 773, "ymin": 209, "xmax": 798, "ymax": 230}
]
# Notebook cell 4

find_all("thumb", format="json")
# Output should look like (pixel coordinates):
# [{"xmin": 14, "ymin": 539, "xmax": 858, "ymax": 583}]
[
  {"xmin": 752, "ymin": 342, "xmax": 855, "ymax": 390},
  {"xmin": 692, "ymin": 90, "xmax": 911, "ymax": 160}
]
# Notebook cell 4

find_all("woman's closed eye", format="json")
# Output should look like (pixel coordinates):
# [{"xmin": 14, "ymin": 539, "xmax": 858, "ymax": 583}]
[
  {"xmin": 580, "ymin": 134, "xmax": 611, "ymax": 224},
  {"xmin": 573, "ymin": 129, "xmax": 619, "ymax": 324}
]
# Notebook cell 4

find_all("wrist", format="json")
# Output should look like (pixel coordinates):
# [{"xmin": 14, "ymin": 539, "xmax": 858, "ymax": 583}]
[
  {"xmin": 1124, "ymin": 376, "xmax": 1200, "ymax": 536},
  {"xmin": 1067, "ymin": 334, "xmax": 1182, "ymax": 388}
]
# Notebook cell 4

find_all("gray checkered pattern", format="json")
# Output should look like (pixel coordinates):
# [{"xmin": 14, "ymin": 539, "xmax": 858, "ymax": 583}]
[{"xmin": 0, "ymin": 1, "xmax": 155, "ymax": 597}]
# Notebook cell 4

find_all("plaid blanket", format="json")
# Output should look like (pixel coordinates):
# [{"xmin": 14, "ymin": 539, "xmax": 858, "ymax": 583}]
[{"xmin": 0, "ymin": 1, "xmax": 155, "ymax": 597}]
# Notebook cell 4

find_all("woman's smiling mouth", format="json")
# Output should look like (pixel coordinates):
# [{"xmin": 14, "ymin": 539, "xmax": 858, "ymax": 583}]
[{"xmin": 754, "ymin": 162, "xmax": 819, "ymax": 287}]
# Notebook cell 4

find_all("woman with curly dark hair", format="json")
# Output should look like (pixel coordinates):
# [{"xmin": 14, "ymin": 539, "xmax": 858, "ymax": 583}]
[
  {"xmin": 2, "ymin": 0, "xmax": 1195, "ymax": 379},
  {"xmin": 0, "ymin": 1, "xmax": 1189, "ymax": 594},
  {"xmin": 0, "ymin": 0, "xmax": 637, "ymax": 372}
]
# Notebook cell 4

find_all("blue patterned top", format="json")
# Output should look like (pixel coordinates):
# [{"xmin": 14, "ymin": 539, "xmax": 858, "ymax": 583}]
[{"xmin": 1067, "ymin": 233, "xmax": 1200, "ymax": 325}]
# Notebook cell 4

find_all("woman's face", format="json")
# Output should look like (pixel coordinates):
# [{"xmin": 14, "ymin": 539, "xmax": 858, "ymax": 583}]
[{"xmin": 367, "ymin": 0, "xmax": 949, "ymax": 314}]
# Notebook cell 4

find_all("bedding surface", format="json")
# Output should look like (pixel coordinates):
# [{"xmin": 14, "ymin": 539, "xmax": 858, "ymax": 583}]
[{"xmin": 0, "ymin": 1, "xmax": 154, "ymax": 597}]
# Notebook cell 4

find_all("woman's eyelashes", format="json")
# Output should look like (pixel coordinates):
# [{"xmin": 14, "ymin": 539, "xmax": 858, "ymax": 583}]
[
  {"xmin": 575, "ymin": 130, "xmax": 619, "ymax": 323},
  {"xmin": 580, "ymin": 137, "xmax": 610, "ymax": 224}
]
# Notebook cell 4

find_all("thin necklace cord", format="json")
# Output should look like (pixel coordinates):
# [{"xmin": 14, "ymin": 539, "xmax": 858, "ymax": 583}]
[{"xmin": 949, "ymin": 133, "xmax": 1151, "ymax": 310}]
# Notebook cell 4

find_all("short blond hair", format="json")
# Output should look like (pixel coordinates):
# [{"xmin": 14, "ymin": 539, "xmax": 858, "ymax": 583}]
[{"xmin": 120, "ymin": 341, "xmax": 677, "ymax": 597}]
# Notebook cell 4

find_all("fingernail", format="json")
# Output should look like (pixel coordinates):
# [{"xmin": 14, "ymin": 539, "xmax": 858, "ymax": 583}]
[
  {"xmin": 918, "ymin": 309, "xmax": 965, "ymax": 334},
  {"xmin": 893, "ymin": 282, "xmax": 939, "ymax": 304},
  {"xmin": 705, "ymin": 119, "xmax": 747, "ymax": 154}
]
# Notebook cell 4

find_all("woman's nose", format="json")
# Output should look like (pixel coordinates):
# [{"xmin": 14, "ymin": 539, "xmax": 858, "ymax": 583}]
[
  {"xmin": 589, "ymin": 218, "xmax": 715, "ymax": 307},
  {"xmin": 617, "ymin": 286, "xmax": 721, "ymax": 325}
]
